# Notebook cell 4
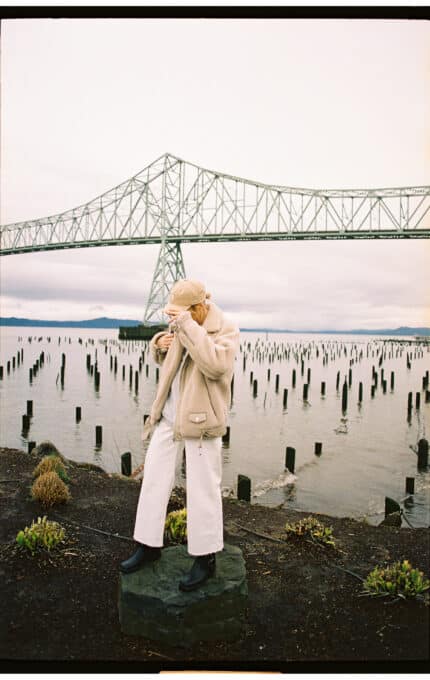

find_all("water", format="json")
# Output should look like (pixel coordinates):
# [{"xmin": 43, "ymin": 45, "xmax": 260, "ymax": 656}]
[{"xmin": 1, "ymin": 326, "xmax": 429, "ymax": 527}]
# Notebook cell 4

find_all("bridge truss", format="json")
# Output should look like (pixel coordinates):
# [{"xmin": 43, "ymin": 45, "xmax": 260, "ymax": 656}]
[{"xmin": 1, "ymin": 152, "xmax": 429, "ymax": 322}]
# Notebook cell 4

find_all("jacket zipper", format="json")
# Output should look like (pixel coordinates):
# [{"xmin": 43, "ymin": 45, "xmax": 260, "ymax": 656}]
[
  {"xmin": 173, "ymin": 351, "xmax": 188, "ymax": 441},
  {"xmin": 204, "ymin": 375, "xmax": 217, "ymax": 420}
]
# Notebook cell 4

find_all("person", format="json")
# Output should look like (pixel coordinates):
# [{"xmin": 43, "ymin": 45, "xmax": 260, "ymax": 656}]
[{"xmin": 120, "ymin": 278, "xmax": 240, "ymax": 591}]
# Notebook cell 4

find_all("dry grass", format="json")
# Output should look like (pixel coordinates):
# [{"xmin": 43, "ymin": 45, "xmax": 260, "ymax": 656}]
[
  {"xmin": 32, "ymin": 455, "xmax": 68, "ymax": 481},
  {"xmin": 31, "ymin": 471, "xmax": 71, "ymax": 508}
]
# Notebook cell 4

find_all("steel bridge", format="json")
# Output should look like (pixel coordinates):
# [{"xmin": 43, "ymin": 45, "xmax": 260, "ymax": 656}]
[{"xmin": 1, "ymin": 152, "xmax": 429, "ymax": 323}]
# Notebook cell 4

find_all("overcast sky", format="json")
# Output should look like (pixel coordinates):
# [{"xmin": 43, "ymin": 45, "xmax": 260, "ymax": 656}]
[{"xmin": 1, "ymin": 17, "xmax": 429, "ymax": 330}]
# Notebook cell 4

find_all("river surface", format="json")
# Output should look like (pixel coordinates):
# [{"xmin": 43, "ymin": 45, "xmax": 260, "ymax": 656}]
[{"xmin": 1, "ymin": 326, "xmax": 429, "ymax": 527}]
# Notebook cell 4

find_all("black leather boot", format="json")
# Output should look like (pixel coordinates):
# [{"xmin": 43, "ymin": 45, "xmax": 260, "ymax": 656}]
[
  {"xmin": 119, "ymin": 543, "xmax": 161, "ymax": 574},
  {"xmin": 178, "ymin": 553, "xmax": 216, "ymax": 591}
]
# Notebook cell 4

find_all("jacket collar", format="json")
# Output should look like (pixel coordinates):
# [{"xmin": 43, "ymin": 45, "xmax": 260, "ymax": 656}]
[{"xmin": 202, "ymin": 300, "xmax": 223, "ymax": 333}]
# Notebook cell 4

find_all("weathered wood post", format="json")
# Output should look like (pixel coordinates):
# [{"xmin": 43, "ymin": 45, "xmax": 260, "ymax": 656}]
[
  {"xmin": 222, "ymin": 426, "xmax": 230, "ymax": 446},
  {"xmin": 342, "ymin": 379, "xmax": 348, "ymax": 411},
  {"xmin": 283, "ymin": 388, "xmax": 288, "ymax": 409},
  {"xmin": 26, "ymin": 400, "xmax": 33, "ymax": 417},
  {"xmin": 292, "ymin": 369, "xmax": 296, "ymax": 388},
  {"xmin": 121, "ymin": 452, "xmax": 132, "ymax": 477},
  {"xmin": 417, "ymin": 438, "xmax": 428, "ymax": 468},
  {"xmin": 336, "ymin": 370, "xmax": 340, "ymax": 390},
  {"xmin": 285, "ymin": 446, "xmax": 295, "ymax": 473},
  {"xmin": 237, "ymin": 474, "xmax": 251, "ymax": 501},
  {"xmin": 75, "ymin": 406, "xmax": 82, "ymax": 422},
  {"xmin": 253, "ymin": 379, "xmax": 258, "ymax": 398},
  {"xmin": 95, "ymin": 425, "xmax": 103, "ymax": 447},
  {"xmin": 315, "ymin": 442, "xmax": 322, "ymax": 456},
  {"xmin": 358, "ymin": 382, "xmax": 363, "ymax": 403},
  {"xmin": 303, "ymin": 383, "xmax": 309, "ymax": 401},
  {"xmin": 321, "ymin": 381, "xmax": 326, "ymax": 396},
  {"xmin": 405, "ymin": 477, "xmax": 415, "ymax": 494}
]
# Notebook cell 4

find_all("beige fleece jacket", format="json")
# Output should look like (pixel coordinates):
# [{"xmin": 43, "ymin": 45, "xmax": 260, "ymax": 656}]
[{"xmin": 142, "ymin": 300, "xmax": 240, "ymax": 442}]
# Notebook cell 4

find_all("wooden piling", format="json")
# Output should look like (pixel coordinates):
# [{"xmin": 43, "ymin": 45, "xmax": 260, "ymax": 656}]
[
  {"xmin": 417, "ymin": 438, "xmax": 428, "ymax": 468},
  {"xmin": 28, "ymin": 441, "xmax": 36, "ymax": 454},
  {"xmin": 405, "ymin": 477, "xmax": 415, "ymax": 494},
  {"xmin": 342, "ymin": 380, "xmax": 348, "ymax": 411},
  {"xmin": 95, "ymin": 425, "xmax": 103, "ymax": 447},
  {"xmin": 76, "ymin": 406, "xmax": 82, "ymax": 422},
  {"xmin": 121, "ymin": 452, "xmax": 132, "ymax": 477},
  {"xmin": 415, "ymin": 392, "xmax": 420, "ymax": 409},
  {"xmin": 222, "ymin": 426, "xmax": 230, "ymax": 446},
  {"xmin": 283, "ymin": 388, "xmax": 288, "ymax": 409},
  {"xmin": 358, "ymin": 382, "xmax": 363, "ymax": 403},
  {"xmin": 292, "ymin": 369, "xmax": 296, "ymax": 388},
  {"xmin": 303, "ymin": 383, "xmax": 309, "ymax": 401},
  {"xmin": 321, "ymin": 381, "xmax": 326, "ymax": 396},
  {"xmin": 253, "ymin": 379, "xmax": 258, "ymax": 398},
  {"xmin": 315, "ymin": 442, "xmax": 322, "ymax": 456},
  {"xmin": 22, "ymin": 414, "xmax": 30, "ymax": 431},
  {"xmin": 26, "ymin": 400, "xmax": 33, "ymax": 417},
  {"xmin": 285, "ymin": 446, "xmax": 296, "ymax": 473},
  {"xmin": 237, "ymin": 474, "xmax": 251, "ymax": 501}
]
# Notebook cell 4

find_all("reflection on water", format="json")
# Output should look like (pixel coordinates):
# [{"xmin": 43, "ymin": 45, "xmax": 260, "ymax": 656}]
[{"xmin": 0, "ymin": 326, "xmax": 429, "ymax": 527}]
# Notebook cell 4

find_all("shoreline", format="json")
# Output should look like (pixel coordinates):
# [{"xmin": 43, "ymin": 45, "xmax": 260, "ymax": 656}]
[{"xmin": 1, "ymin": 445, "xmax": 429, "ymax": 666}]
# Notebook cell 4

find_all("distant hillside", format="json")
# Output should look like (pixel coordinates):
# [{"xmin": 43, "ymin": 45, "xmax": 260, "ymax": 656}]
[
  {"xmin": 0, "ymin": 317, "xmax": 142, "ymax": 329},
  {"xmin": 0, "ymin": 317, "xmax": 429, "ymax": 335}
]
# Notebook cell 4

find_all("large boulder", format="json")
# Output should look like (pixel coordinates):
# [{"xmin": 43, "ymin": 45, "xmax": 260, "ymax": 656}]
[{"xmin": 118, "ymin": 543, "xmax": 248, "ymax": 647}]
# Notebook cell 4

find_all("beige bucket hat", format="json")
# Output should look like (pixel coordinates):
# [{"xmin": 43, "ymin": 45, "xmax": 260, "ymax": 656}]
[{"xmin": 162, "ymin": 278, "xmax": 210, "ymax": 314}]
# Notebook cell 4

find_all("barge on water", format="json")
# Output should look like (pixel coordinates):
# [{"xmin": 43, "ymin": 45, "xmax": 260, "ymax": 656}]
[{"xmin": 118, "ymin": 323, "xmax": 168, "ymax": 341}]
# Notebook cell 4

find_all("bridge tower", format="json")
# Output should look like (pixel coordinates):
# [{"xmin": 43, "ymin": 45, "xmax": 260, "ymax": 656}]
[{"xmin": 143, "ymin": 156, "xmax": 186, "ymax": 324}]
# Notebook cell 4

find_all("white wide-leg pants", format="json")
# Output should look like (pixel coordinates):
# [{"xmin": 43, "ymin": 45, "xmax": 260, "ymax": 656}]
[{"xmin": 133, "ymin": 416, "xmax": 224, "ymax": 556}]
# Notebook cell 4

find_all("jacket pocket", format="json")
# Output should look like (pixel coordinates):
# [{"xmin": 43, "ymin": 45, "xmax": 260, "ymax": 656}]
[{"xmin": 188, "ymin": 412, "xmax": 207, "ymax": 424}]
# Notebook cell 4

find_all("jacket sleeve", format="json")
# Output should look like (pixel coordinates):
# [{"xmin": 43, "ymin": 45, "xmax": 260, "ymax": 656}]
[
  {"xmin": 149, "ymin": 331, "xmax": 169, "ymax": 365},
  {"xmin": 171, "ymin": 311, "xmax": 240, "ymax": 380}
]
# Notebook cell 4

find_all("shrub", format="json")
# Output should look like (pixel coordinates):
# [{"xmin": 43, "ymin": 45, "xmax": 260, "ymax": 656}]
[
  {"xmin": 164, "ymin": 508, "xmax": 187, "ymax": 543},
  {"xmin": 32, "ymin": 440, "xmax": 67, "ymax": 464},
  {"xmin": 284, "ymin": 515, "xmax": 336, "ymax": 547},
  {"xmin": 33, "ymin": 455, "xmax": 69, "ymax": 484},
  {"xmin": 31, "ymin": 470, "xmax": 71, "ymax": 508},
  {"xmin": 16, "ymin": 515, "xmax": 66, "ymax": 555},
  {"xmin": 362, "ymin": 559, "xmax": 430, "ymax": 599}
]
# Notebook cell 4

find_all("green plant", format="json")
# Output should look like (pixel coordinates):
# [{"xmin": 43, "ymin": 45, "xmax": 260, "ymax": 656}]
[
  {"xmin": 33, "ymin": 455, "xmax": 69, "ymax": 484},
  {"xmin": 164, "ymin": 508, "xmax": 187, "ymax": 543},
  {"xmin": 284, "ymin": 515, "xmax": 336, "ymax": 547},
  {"xmin": 31, "ymin": 470, "xmax": 71, "ymax": 508},
  {"xmin": 16, "ymin": 515, "xmax": 66, "ymax": 555},
  {"xmin": 362, "ymin": 559, "xmax": 430, "ymax": 599}
]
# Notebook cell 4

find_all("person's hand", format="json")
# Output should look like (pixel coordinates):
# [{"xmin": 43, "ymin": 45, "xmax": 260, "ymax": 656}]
[
  {"xmin": 157, "ymin": 333, "xmax": 174, "ymax": 351},
  {"xmin": 163, "ymin": 307, "xmax": 182, "ymax": 322}
]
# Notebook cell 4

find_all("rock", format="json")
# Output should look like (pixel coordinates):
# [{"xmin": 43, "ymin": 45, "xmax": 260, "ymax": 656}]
[
  {"xmin": 379, "ymin": 511, "xmax": 402, "ymax": 527},
  {"xmin": 118, "ymin": 543, "xmax": 248, "ymax": 646}
]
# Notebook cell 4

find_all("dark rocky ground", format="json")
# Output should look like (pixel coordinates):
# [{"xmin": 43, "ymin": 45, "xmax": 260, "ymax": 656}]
[{"xmin": 1, "ymin": 446, "xmax": 429, "ymax": 672}]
